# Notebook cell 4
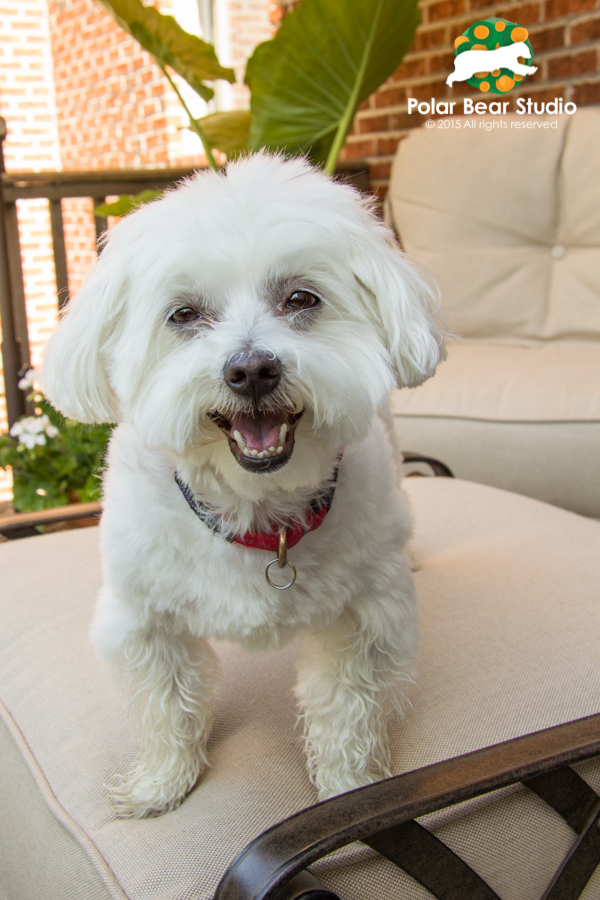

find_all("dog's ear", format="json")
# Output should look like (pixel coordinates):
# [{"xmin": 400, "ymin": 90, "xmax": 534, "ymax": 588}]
[
  {"xmin": 351, "ymin": 227, "xmax": 446, "ymax": 388},
  {"xmin": 42, "ymin": 252, "xmax": 125, "ymax": 423}
]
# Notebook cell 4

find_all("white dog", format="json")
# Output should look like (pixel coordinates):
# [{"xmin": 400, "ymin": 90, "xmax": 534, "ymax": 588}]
[
  {"xmin": 446, "ymin": 41, "xmax": 537, "ymax": 85},
  {"xmin": 42, "ymin": 154, "xmax": 444, "ymax": 818}
]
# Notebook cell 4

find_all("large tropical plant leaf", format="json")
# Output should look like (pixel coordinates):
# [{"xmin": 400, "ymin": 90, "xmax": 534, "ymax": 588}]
[
  {"xmin": 195, "ymin": 110, "xmax": 252, "ymax": 155},
  {"xmin": 245, "ymin": 0, "xmax": 420, "ymax": 172},
  {"xmin": 93, "ymin": 190, "xmax": 163, "ymax": 218},
  {"xmin": 98, "ymin": 0, "xmax": 235, "ymax": 101}
]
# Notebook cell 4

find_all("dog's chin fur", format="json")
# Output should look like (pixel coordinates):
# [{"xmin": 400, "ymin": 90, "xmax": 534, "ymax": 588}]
[{"xmin": 42, "ymin": 153, "xmax": 445, "ymax": 817}]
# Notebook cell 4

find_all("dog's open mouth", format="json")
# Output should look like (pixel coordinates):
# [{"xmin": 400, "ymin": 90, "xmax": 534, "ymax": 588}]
[{"xmin": 210, "ymin": 408, "xmax": 304, "ymax": 472}]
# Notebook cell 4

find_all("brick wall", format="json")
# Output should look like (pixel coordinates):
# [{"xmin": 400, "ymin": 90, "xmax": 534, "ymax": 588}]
[
  {"xmin": 217, "ymin": 0, "xmax": 274, "ymax": 107},
  {"xmin": 340, "ymin": 0, "xmax": 600, "ymax": 199},
  {"xmin": 0, "ymin": 0, "xmax": 63, "ymax": 499},
  {"xmin": 0, "ymin": 0, "xmax": 272, "ymax": 504}
]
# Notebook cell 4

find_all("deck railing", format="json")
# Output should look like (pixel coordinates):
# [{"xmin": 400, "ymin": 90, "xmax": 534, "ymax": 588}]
[
  {"xmin": 0, "ymin": 115, "xmax": 369, "ymax": 429},
  {"xmin": 0, "ymin": 116, "xmax": 200, "ymax": 427}
]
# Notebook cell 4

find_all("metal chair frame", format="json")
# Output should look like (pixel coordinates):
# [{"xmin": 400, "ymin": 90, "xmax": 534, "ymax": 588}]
[{"xmin": 215, "ymin": 715, "xmax": 600, "ymax": 900}]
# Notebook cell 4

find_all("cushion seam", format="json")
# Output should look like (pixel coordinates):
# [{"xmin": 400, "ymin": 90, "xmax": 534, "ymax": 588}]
[{"xmin": 0, "ymin": 697, "xmax": 130, "ymax": 900}]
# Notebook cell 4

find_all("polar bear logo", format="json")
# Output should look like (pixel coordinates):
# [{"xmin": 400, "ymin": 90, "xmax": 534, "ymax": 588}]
[{"xmin": 447, "ymin": 42, "xmax": 537, "ymax": 86}]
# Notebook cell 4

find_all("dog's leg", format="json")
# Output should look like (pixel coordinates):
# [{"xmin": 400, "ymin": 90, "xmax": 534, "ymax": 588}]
[
  {"xmin": 93, "ymin": 596, "xmax": 219, "ymax": 817},
  {"xmin": 295, "ymin": 577, "xmax": 418, "ymax": 800}
]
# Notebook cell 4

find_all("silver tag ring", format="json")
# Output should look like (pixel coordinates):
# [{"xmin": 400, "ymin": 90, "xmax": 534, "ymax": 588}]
[{"xmin": 265, "ymin": 559, "xmax": 297, "ymax": 590}]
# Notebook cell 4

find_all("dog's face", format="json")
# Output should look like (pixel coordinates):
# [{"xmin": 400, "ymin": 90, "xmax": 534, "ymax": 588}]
[{"xmin": 43, "ymin": 155, "xmax": 444, "ymax": 488}]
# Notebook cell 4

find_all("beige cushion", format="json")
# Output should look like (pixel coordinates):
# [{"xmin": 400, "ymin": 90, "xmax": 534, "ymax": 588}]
[
  {"xmin": 391, "ymin": 340, "xmax": 600, "ymax": 516},
  {"xmin": 389, "ymin": 109, "xmax": 600, "ymax": 341},
  {"xmin": 1, "ymin": 480, "xmax": 600, "ymax": 899}
]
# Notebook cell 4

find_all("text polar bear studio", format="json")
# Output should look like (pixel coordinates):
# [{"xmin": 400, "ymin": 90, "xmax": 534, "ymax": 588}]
[{"xmin": 446, "ymin": 42, "xmax": 537, "ymax": 86}]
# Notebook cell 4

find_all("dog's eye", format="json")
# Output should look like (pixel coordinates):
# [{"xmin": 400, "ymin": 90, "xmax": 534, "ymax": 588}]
[
  {"xmin": 285, "ymin": 291, "xmax": 321, "ymax": 312},
  {"xmin": 170, "ymin": 307, "xmax": 201, "ymax": 325}
]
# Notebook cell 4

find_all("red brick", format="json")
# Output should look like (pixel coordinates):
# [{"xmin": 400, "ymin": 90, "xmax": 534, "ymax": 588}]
[
  {"xmin": 547, "ymin": 49, "xmax": 597, "ymax": 79},
  {"xmin": 369, "ymin": 161, "xmax": 392, "ymax": 180},
  {"xmin": 374, "ymin": 85, "xmax": 408, "ymax": 107},
  {"xmin": 572, "ymin": 80, "xmax": 600, "ymax": 105},
  {"xmin": 512, "ymin": 85, "xmax": 567, "ymax": 105},
  {"xmin": 429, "ymin": 52, "xmax": 455, "ymax": 73},
  {"xmin": 529, "ymin": 25, "xmax": 565, "ymax": 51},
  {"xmin": 393, "ymin": 56, "xmax": 429, "ymax": 79},
  {"xmin": 409, "ymin": 79, "xmax": 450, "ymax": 100},
  {"xmin": 427, "ymin": 0, "xmax": 465, "ymax": 22},
  {"xmin": 545, "ymin": 0, "xmax": 595, "ymax": 17},
  {"xmin": 358, "ymin": 114, "xmax": 390, "ymax": 133},
  {"xmin": 377, "ymin": 137, "xmax": 401, "ymax": 156},
  {"xmin": 342, "ymin": 138, "xmax": 377, "ymax": 158},
  {"xmin": 512, "ymin": 3, "xmax": 543, "ymax": 25},
  {"xmin": 413, "ymin": 27, "xmax": 447, "ymax": 51},
  {"xmin": 390, "ymin": 111, "xmax": 427, "ymax": 129},
  {"xmin": 570, "ymin": 15, "xmax": 600, "ymax": 44}
]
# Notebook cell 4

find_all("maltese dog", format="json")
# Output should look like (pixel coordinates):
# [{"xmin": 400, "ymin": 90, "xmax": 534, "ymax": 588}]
[{"xmin": 42, "ymin": 154, "xmax": 444, "ymax": 818}]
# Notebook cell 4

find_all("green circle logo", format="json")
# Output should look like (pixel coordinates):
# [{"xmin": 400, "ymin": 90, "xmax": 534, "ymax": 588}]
[{"xmin": 451, "ymin": 18, "xmax": 535, "ymax": 95}]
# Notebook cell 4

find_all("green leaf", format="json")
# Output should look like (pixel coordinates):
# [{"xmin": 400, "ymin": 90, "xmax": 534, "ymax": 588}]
[
  {"xmin": 94, "ymin": 190, "xmax": 163, "ymax": 218},
  {"xmin": 98, "ymin": 0, "xmax": 235, "ymax": 101},
  {"xmin": 245, "ymin": 0, "xmax": 420, "ymax": 172},
  {"xmin": 195, "ymin": 110, "xmax": 252, "ymax": 155}
]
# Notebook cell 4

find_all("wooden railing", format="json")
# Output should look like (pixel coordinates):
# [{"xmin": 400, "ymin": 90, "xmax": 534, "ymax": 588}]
[
  {"xmin": 0, "ymin": 116, "xmax": 201, "ymax": 427},
  {"xmin": 0, "ymin": 115, "xmax": 370, "ymax": 430}
]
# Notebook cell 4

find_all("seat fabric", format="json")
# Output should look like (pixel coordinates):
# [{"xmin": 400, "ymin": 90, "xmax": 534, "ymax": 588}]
[{"xmin": 1, "ymin": 478, "xmax": 599, "ymax": 900}]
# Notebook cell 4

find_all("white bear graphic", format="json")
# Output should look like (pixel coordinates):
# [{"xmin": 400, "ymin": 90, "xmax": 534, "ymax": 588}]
[{"xmin": 447, "ymin": 42, "xmax": 537, "ymax": 86}]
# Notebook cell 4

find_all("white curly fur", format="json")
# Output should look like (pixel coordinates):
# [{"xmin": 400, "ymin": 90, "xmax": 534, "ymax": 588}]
[{"xmin": 42, "ymin": 153, "xmax": 444, "ymax": 817}]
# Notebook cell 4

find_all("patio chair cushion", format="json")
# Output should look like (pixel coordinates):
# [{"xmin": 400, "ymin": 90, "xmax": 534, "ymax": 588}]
[
  {"xmin": 390, "ymin": 341, "xmax": 600, "ymax": 517},
  {"xmin": 388, "ymin": 109, "xmax": 600, "ymax": 342},
  {"xmin": 386, "ymin": 107, "xmax": 600, "ymax": 517},
  {"xmin": 1, "ymin": 478, "xmax": 600, "ymax": 900}
]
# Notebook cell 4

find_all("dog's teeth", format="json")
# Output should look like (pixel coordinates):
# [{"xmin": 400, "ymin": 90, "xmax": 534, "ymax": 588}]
[
  {"xmin": 278, "ymin": 423, "xmax": 288, "ymax": 444},
  {"xmin": 258, "ymin": 450, "xmax": 267, "ymax": 458},
  {"xmin": 277, "ymin": 445, "xmax": 283, "ymax": 453},
  {"xmin": 243, "ymin": 448, "xmax": 253, "ymax": 457},
  {"xmin": 251, "ymin": 449, "xmax": 259, "ymax": 457},
  {"xmin": 268, "ymin": 446, "xmax": 276, "ymax": 453},
  {"xmin": 294, "ymin": 399, "xmax": 304, "ymax": 414},
  {"xmin": 233, "ymin": 430, "xmax": 245, "ymax": 450}
]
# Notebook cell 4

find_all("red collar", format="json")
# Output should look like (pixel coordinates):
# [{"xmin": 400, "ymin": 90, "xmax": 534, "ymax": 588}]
[
  {"xmin": 174, "ymin": 456, "xmax": 342, "ymax": 552},
  {"xmin": 230, "ymin": 503, "xmax": 330, "ymax": 552}
]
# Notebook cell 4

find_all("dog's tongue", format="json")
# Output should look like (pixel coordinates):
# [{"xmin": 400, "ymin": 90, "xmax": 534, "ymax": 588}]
[{"xmin": 230, "ymin": 411, "xmax": 287, "ymax": 452}]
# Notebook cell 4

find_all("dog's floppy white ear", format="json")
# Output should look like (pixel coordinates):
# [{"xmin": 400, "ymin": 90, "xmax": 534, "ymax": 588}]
[
  {"xmin": 42, "ymin": 252, "xmax": 125, "ymax": 423},
  {"xmin": 352, "ymin": 227, "xmax": 446, "ymax": 388}
]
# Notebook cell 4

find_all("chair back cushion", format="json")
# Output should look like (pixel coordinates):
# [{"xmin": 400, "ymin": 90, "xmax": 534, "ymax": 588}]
[{"xmin": 389, "ymin": 108, "xmax": 600, "ymax": 341}]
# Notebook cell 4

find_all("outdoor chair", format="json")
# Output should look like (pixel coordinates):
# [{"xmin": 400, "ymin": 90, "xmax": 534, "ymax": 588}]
[
  {"xmin": 386, "ymin": 107, "xmax": 600, "ymax": 520},
  {"xmin": 1, "ymin": 463, "xmax": 599, "ymax": 900}
]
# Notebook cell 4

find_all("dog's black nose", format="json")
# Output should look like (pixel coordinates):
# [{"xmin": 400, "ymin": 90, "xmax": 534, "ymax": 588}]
[{"xmin": 224, "ymin": 351, "xmax": 282, "ymax": 402}]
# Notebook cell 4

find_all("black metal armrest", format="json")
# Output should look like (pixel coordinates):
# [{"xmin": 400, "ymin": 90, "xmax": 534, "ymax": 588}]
[
  {"xmin": 0, "ymin": 501, "xmax": 101, "ymax": 539},
  {"xmin": 402, "ymin": 452, "xmax": 454, "ymax": 478},
  {"xmin": 214, "ymin": 714, "xmax": 600, "ymax": 900}
]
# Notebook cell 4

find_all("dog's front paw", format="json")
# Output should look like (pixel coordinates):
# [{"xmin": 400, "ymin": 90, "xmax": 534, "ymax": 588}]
[
  {"xmin": 315, "ymin": 764, "xmax": 391, "ymax": 802},
  {"xmin": 109, "ymin": 757, "xmax": 205, "ymax": 818}
]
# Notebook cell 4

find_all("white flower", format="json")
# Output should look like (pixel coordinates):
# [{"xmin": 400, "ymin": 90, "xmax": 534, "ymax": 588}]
[
  {"xmin": 10, "ymin": 413, "xmax": 57, "ymax": 446},
  {"xmin": 18, "ymin": 369, "xmax": 42, "ymax": 391},
  {"xmin": 28, "ymin": 414, "xmax": 50, "ymax": 433},
  {"xmin": 36, "ymin": 488, "xmax": 47, "ymax": 496},
  {"xmin": 20, "ymin": 432, "xmax": 46, "ymax": 450},
  {"xmin": 18, "ymin": 370, "xmax": 35, "ymax": 390}
]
